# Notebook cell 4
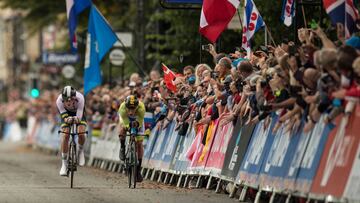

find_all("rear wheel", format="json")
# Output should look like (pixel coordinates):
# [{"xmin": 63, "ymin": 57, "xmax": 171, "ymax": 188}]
[{"xmin": 125, "ymin": 144, "xmax": 132, "ymax": 188}]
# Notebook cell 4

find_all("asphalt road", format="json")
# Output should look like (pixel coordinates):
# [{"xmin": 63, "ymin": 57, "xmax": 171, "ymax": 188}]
[{"xmin": 0, "ymin": 142, "xmax": 234, "ymax": 203}]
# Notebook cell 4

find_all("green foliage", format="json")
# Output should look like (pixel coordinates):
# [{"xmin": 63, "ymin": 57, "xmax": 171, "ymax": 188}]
[{"xmin": 146, "ymin": 8, "xmax": 201, "ymax": 71}]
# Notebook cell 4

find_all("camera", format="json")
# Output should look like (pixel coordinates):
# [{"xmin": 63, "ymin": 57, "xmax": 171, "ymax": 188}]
[
  {"xmin": 288, "ymin": 45, "xmax": 298, "ymax": 56},
  {"xmin": 260, "ymin": 80, "xmax": 267, "ymax": 88},
  {"xmin": 188, "ymin": 75, "xmax": 196, "ymax": 85},
  {"xmin": 202, "ymin": 44, "xmax": 211, "ymax": 51},
  {"xmin": 151, "ymin": 86, "xmax": 159, "ymax": 93},
  {"xmin": 235, "ymin": 79, "xmax": 245, "ymax": 92},
  {"xmin": 259, "ymin": 45, "xmax": 268, "ymax": 53},
  {"xmin": 211, "ymin": 71, "xmax": 219, "ymax": 79},
  {"xmin": 260, "ymin": 75, "xmax": 272, "ymax": 88}
]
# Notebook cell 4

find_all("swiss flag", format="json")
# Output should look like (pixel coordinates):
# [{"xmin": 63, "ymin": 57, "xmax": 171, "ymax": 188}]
[
  {"xmin": 199, "ymin": 0, "xmax": 240, "ymax": 43},
  {"xmin": 162, "ymin": 63, "xmax": 177, "ymax": 93}
]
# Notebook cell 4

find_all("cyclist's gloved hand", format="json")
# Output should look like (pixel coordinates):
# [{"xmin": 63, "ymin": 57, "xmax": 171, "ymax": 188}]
[
  {"xmin": 130, "ymin": 120, "xmax": 140, "ymax": 129},
  {"xmin": 144, "ymin": 129, "xmax": 151, "ymax": 137},
  {"xmin": 73, "ymin": 116, "xmax": 80, "ymax": 124},
  {"xmin": 64, "ymin": 117, "xmax": 73, "ymax": 124}
]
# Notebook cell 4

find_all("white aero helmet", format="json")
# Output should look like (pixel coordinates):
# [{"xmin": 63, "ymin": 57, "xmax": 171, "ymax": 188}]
[{"xmin": 62, "ymin": 86, "xmax": 76, "ymax": 100}]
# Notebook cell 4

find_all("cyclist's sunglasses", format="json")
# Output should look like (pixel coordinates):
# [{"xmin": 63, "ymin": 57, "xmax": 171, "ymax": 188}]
[{"xmin": 64, "ymin": 96, "xmax": 76, "ymax": 101}]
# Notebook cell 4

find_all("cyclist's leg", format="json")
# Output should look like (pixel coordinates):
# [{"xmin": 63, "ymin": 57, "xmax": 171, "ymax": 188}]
[
  {"xmin": 60, "ymin": 124, "xmax": 70, "ymax": 176},
  {"xmin": 135, "ymin": 140, "xmax": 144, "ymax": 182},
  {"xmin": 77, "ymin": 110, "xmax": 87, "ymax": 146},
  {"xmin": 118, "ymin": 124, "xmax": 126, "ymax": 161},
  {"xmin": 77, "ymin": 121, "xmax": 87, "ymax": 145},
  {"xmin": 61, "ymin": 126, "xmax": 70, "ymax": 154},
  {"xmin": 136, "ymin": 140, "xmax": 144, "ymax": 165},
  {"xmin": 77, "ymin": 119, "xmax": 87, "ymax": 166}
]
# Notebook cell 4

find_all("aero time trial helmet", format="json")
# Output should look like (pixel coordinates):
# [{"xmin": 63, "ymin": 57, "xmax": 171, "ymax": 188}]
[
  {"xmin": 125, "ymin": 95, "xmax": 139, "ymax": 109},
  {"xmin": 62, "ymin": 86, "xmax": 76, "ymax": 100}
]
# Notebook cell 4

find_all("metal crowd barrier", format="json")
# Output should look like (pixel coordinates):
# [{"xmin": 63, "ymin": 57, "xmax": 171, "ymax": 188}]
[{"xmin": 11, "ymin": 104, "xmax": 360, "ymax": 202}]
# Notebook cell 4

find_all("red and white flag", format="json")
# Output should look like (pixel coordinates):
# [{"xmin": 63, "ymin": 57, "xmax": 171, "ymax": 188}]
[
  {"xmin": 199, "ymin": 0, "xmax": 240, "ymax": 43},
  {"xmin": 161, "ymin": 63, "xmax": 177, "ymax": 93}
]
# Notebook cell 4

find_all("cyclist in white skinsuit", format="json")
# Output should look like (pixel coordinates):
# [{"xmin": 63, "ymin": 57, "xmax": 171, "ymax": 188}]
[{"xmin": 56, "ymin": 86, "xmax": 87, "ymax": 176}]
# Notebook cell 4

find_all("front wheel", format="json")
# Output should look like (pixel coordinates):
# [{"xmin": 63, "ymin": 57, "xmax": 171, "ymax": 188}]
[
  {"xmin": 126, "ymin": 156, "xmax": 132, "ymax": 188},
  {"xmin": 131, "ymin": 141, "xmax": 137, "ymax": 189},
  {"xmin": 69, "ymin": 142, "xmax": 76, "ymax": 188}
]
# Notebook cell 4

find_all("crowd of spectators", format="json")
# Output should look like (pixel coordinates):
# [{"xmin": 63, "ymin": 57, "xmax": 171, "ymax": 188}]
[
  {"xmin": 3, "ymin": 24, "xmax": 360, "ymax": 142},
  {"xmin": 135, "ymin": 25, "xmax": 360, "ymax": 137}
]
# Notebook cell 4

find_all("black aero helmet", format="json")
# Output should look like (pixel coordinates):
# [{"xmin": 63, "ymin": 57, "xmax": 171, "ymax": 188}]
[
  {"xmin": 125, "ymin": 95, "xmax": 139, "ymax": 109},
  {"xmin": 62, "ymin": 86, "xmax": 76, "ymax": 100}
]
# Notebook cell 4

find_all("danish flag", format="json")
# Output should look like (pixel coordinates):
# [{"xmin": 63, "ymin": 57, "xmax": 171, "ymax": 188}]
[{"xmin": 162, "ymin": 63, "xmax": 177, "ymax": 93}]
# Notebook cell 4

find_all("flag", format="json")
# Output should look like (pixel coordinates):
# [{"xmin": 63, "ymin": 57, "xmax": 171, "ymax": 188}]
[
  {"xmin": 345, "ymin": 0, "xmax": 359, "ymax": 37},
  {"xmin": 161, "ymin": 63, "xmax": 177, "ymax": 93},
  {"xmin": 199, "ymin": 0, "xmax": 240, "ymax": 43},
  {"xmin": 241, "ymin": 0, "xmax": 265, "ymax": 56},
  {"xmin": 66, "ymin": 0, "xmax": 92, "ymax": 52},
  {"xmin": 281, "ymin": 0, "xmax": 295, "ymax": 26},
  {"xmin": 323, "ymin": 0, "xmax": 359, "ymax": 38},
  {"xmin": 84, "ymin": 6, "xmax": 118, "ymax": 95}
]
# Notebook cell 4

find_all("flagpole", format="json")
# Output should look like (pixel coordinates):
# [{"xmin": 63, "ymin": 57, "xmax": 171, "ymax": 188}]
[
  {"xmin": 237, "ymin": 9, "xmax": 243, "ymax": 31},
  {"xmin": 265, "ymin": 25, "xmax": 277, "ymax": 46},
  {"xmin": 301, "ymin": 4, "xmax": 307, "ymax": 28},
  {"xmin": 265, "ymin": 26, "xmax": 268, "ymax": 46}
]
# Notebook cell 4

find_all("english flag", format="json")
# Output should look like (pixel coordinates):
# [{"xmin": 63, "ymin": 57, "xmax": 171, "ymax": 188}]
[
  {"xmin": 162, "ymin": 63, "xmax": 177, "ymax": 93},
  {"xmin": 323, "ymin": 0, "xmax": 359, "ymax": 38},
  {"xmin": 199, "ymin": 0, "xmax": 240, "ymax": 43}
]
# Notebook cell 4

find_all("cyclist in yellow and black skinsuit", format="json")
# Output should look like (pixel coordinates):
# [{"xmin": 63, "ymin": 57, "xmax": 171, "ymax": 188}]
[{"xmin": 118, "ymin": 95, "xmax": 145, "ymax": 182}]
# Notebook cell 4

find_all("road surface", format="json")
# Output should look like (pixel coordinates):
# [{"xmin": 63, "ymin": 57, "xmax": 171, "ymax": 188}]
[{"xmin": 0, "ymin": 142, "xmax": 234, "ymax": 203}]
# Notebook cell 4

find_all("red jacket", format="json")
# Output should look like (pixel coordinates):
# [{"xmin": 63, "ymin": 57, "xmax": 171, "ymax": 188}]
[{"xmin": 346, "ymin": 85, "xmax": 360, "ymax": 98}]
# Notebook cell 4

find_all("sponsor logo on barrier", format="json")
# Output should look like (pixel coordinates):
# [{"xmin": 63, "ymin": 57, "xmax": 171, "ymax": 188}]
[
  {"xmin": 311, "ymin": 105, "xmax": 360, "ymax": 198},
  {"xmin": 321, "ymin": 117, "xmax": 353, "ymax": 186},
  {"xmin": 264, "ymin": 126, "xmax": 291, "ymax": 172},
  {"xmin": 301, "ymin": 122, "xmax": 325, "ymax": 169},
  {"xmin": 228, "ymin": 144, "xmax": 239, "ymax": 171},
  {"xmin": 227, "ymin": 125, "xmax": 243, "ymax": 172},
  {"xmin": 243, "ymin": 121, "xmax": 269, "ymax": 169},
  {"xmin": 288, "ymin": 130, "xmax": 311, "ymax": 177}
]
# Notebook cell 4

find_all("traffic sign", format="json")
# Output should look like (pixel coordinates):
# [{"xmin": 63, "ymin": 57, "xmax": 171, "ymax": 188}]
[
  {"xmin": 109, "ymin": 49, "xmax": 126, "ymax": 66},
  {"xmin": 114, "ymin": 32, "xmax": 133, "ymax": 48},
  {"xmin": 62, "ymin": 65, "xmax": 76, "ymax": 79}
]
